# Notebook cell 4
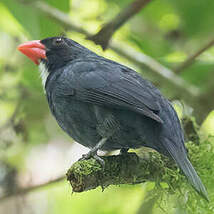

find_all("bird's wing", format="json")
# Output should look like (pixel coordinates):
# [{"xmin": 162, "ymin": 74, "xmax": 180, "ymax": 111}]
[{"xmin": 63, "ymin": 60, "xmax": 163, "ymax": 123}]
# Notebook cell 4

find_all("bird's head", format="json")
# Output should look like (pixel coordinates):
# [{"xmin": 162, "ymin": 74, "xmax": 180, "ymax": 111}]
[{"xmin": 17, "ymin": 36, "xmax": 94, "ymax": 70}]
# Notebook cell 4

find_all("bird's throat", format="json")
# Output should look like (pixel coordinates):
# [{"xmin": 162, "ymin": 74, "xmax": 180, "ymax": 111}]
[{"xmin": 38, "ymin": 62, "xmax": 49, "ymax": 88}]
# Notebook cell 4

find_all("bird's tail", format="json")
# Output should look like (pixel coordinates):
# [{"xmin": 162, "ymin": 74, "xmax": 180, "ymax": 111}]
[{"xmin": 164, "ymin": 139, "xmax": 209, "ymax": 201}]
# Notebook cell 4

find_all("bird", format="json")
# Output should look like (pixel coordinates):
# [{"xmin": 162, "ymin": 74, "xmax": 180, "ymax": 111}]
[{"xmin": 18, "ymin": 36, "xmax": 208, "ymax": 200}]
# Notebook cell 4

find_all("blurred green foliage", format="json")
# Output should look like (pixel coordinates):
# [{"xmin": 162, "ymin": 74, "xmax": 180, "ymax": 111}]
[{"xmin": 0, "ymin": 0, "xmax": 214, "ymax": 213}]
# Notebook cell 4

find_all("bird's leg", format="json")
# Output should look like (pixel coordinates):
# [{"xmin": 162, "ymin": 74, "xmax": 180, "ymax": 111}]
[
  {"xmin": 119, "ymin": 148, "xmax": 129, "ymax": 155},
  {"xmin": 79, "ymin": 137, "xmax": 108, "ymax": 166}
]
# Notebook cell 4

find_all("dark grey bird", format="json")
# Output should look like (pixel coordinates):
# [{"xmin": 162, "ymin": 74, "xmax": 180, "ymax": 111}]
[{"xmin": 18, "ymin": 36, "xmax": 208, "ymax": 200}]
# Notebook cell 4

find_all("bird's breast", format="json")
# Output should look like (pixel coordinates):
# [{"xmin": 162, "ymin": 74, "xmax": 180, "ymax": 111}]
[{"xmin": 47, "ymin": 93, "xmax": 100, "ymax": 147}]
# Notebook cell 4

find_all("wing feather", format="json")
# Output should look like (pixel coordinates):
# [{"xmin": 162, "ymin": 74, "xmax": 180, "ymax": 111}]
[{"xmin": 61, "ymin": 60, "xmax": 163, "ymax": 123}]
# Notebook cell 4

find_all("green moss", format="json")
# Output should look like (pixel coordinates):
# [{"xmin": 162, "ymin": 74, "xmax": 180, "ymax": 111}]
[{"xmin": 68, "ymin": 158, "xmax": 102, "ymax": 176}]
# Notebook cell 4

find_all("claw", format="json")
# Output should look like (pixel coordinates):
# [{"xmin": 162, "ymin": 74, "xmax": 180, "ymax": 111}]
[
  {"xmin": 93, "ymin": 154, "xmax": 105, "ymax": 167},
  {"xmin": 78, "ymin": 137, "xmax": 108, "ymax": 166},
  {"xmin": 81, "ymin": 151, "xmax": 94, "ymax": 160},
  {"xmin": 78, "ymin": 150, "xmax": 94, "ymax": 161},
  {"xmin": 79, "ymin": 151, "xmax": 105, "ymax": 167}
]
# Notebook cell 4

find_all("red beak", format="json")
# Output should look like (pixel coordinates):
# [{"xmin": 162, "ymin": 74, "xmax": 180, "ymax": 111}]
[{"xmin": 17, "ymin": 40, "xmax": 46, "ymax": 65}]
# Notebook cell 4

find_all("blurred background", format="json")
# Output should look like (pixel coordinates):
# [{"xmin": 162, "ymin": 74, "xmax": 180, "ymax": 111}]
[{"xmin": 0, "ymin": 0, "xmax": 214, "ymax": 213}]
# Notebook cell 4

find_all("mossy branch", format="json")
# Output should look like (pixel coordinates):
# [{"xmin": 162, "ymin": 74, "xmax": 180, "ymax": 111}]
[{"xmin": 66, "ymin": 151, "xmax": 180, "ymax": 193}]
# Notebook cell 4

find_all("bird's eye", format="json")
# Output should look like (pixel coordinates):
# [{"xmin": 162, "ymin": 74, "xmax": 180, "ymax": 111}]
[{"xmin": 53, "ymin": 38, "xmax": 64, "ymax": 46}]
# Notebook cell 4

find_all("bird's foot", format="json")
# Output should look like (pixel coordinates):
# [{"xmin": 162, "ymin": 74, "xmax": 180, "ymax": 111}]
[
  {"xmin": 79, "ymin": 138, "xmax": 108, "ymax": 167},
  {"xmin": 80, "ymin": 150, "xmax": 94, "ymax": 160},
  {"xmin": 119, "ymin": 148, "xmax": 129, "ymax": 155},
  {"xmin": 79, "ymin": 151, "xmax": 105, "ymax": 167},
  {"xmin": 93, "ymin": 154, "xmax": 105, "ymax": 167}
]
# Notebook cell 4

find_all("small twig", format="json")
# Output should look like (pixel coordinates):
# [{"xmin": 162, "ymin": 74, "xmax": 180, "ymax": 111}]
[
  {"xmin": 0, "ymin": 176, "xmax": 65, "ymax": 202},
  {"xmin": 87, "ymin": 0, "xmax": 152, "ymax": 50},
  {"xmin": 175, "ymin": 38, "xmax": 214, "ymax": 73}
]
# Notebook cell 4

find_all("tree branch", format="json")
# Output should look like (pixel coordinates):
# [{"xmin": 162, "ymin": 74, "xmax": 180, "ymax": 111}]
[
  {"xmin": 87, "ymin": 0, "xmax": 152, "ymax": 50},
  {"xmin": 0, "ymin": 176, "xmax": 65, "ymax": 202},
  {"xmin": 66, "ymin": 152, "xmax": 178, "ymax": 193},
  {"xmin": 175, "ymin": 38, "xmax": 214, "ymax": 73}
]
